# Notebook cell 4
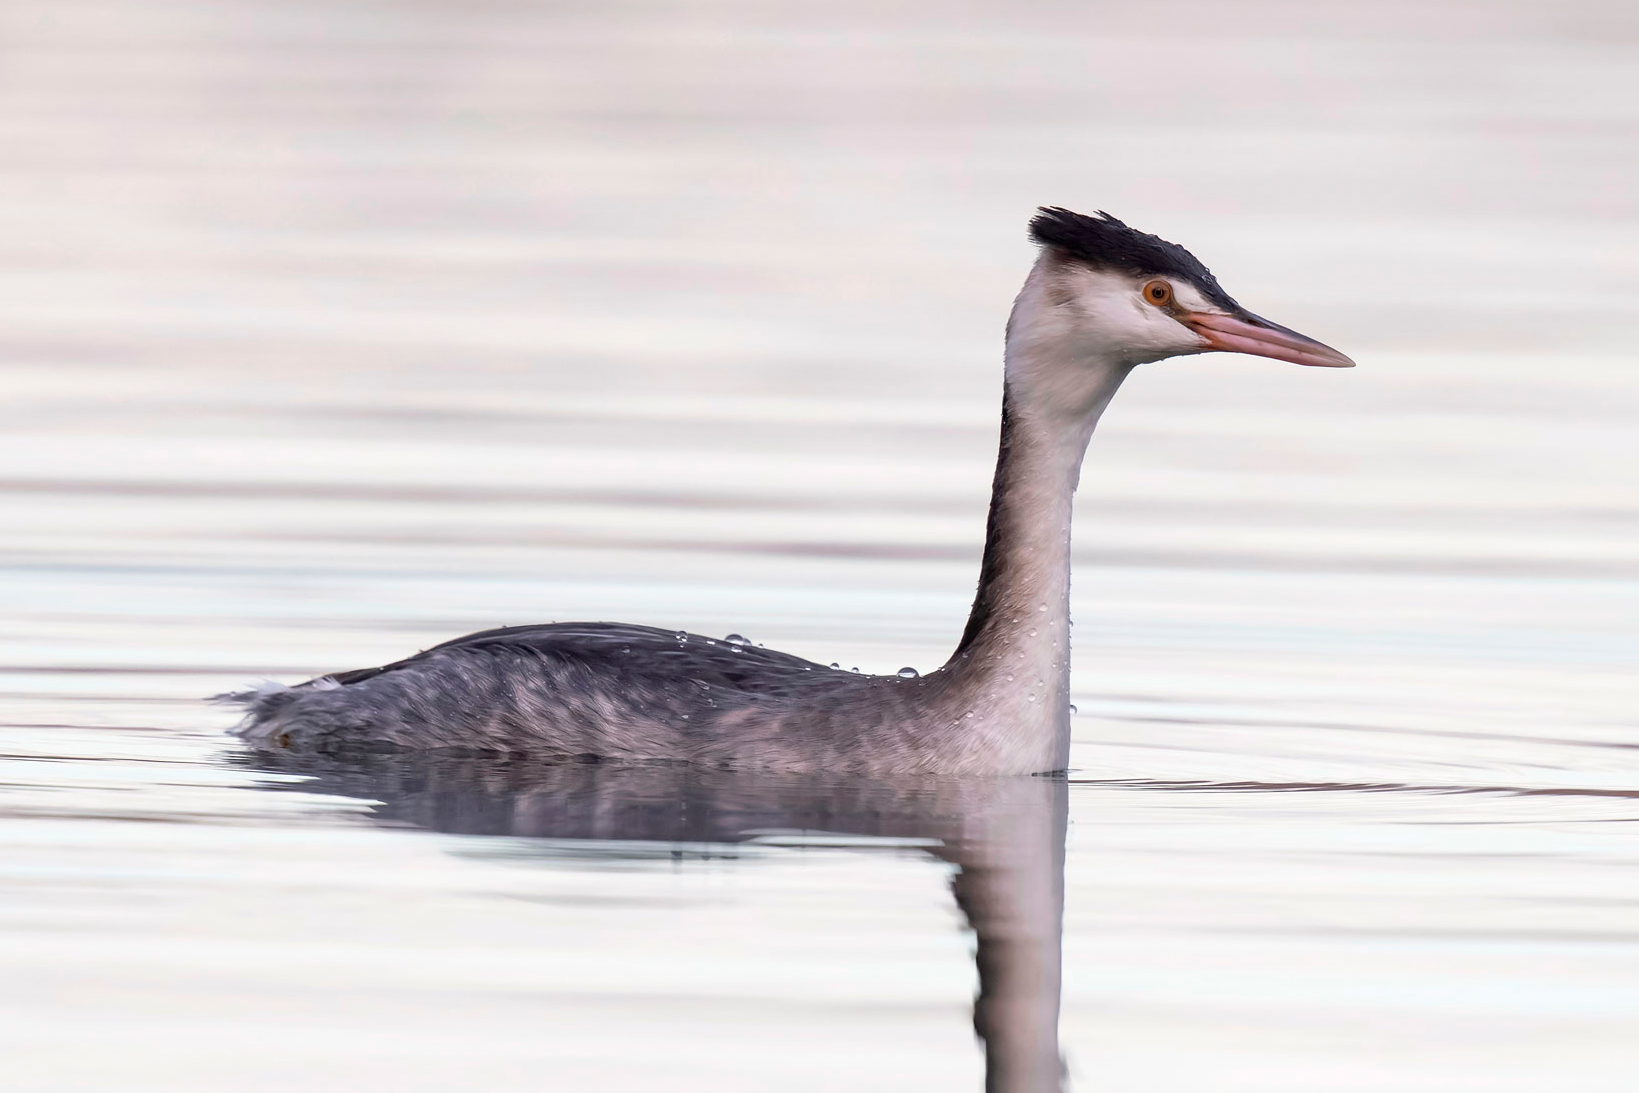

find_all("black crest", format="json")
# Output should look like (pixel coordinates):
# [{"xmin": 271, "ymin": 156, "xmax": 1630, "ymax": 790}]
[{"xmin": 1028, "ymin": 207, "xmax": 1240, "ymax": 311}]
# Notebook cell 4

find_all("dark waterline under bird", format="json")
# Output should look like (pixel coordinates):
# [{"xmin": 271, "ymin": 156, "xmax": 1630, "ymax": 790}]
[{"xmin": 227, "ymin": 207, "xmax": 1354, "ymax": 774}]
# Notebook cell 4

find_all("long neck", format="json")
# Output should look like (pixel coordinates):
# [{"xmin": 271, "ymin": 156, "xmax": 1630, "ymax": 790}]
[
  {"xmin": 954, "ymin": 386, "xmax": 1089, "ymax": 657},
  {"xmin": 938, "ymin": 301, "xmax": 1130, "ymax": 772}
]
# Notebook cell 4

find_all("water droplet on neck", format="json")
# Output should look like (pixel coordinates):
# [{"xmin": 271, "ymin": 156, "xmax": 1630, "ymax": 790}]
[
  {"xmin": 897, "ymin": 666, "xmax": 919, "ymax": 679},
  {"xmin": 850, "ymin": 667, "xmax": 861, "ymax": 673},
  {"xmin": 829, "ymin": 662, "xmax": 841, "ymax": 670},
  {"xmin": 674, "ymin": 631, "xmax": 688, "ymax": 644},
  {"xmin": 725, "ymin": 633, "xmax": 750, "ymax": 646},
  {"xmin": 1026, "ymin": 694, "xmax": 1037, "ymax": 703},
  {"xmin": 1068, "ymin": 703, "xmax": 1079, "ymax": 715}
]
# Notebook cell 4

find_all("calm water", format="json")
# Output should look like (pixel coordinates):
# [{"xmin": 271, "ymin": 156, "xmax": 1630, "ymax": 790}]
[{"xmin": 3, "ymin": 1, "xmax": 1638, "ymax": 1089}]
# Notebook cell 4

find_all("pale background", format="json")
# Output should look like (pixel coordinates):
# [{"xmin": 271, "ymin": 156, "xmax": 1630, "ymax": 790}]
[{"xmin": 2, "ymin": 1, "xmax": 1637, "ymax": 1090}]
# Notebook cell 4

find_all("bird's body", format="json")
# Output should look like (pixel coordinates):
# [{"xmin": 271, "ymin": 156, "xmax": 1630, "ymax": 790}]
[
  {"xmin": 235, "ymin": 622, "xmax": 1053, "ymax": 774},
  {"xmin": 229, "ymin": 207, "xmax": 1353, "ymax": 773}
]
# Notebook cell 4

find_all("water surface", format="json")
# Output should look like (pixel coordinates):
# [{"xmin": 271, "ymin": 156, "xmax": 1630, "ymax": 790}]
[{"xmin": 3, "ymin": 1, "xmax": 1638, "ymax": 1089}]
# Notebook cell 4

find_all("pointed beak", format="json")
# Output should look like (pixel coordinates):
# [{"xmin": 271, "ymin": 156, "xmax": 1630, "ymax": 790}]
[{"xmin": 1184, "ymin": 311, "xmax": 1355, "ymax": 368}]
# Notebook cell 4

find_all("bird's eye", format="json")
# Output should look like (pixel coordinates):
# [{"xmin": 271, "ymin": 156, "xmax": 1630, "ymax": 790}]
[{"xmin": 1142, "ymin": 279, "xmax": 1173, "ymax": 306}]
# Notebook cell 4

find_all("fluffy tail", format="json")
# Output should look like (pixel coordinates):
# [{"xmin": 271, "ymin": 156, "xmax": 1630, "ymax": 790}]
[{"xmin": 211, "ymin": 678, "xmax": 340, "ymax": 744}]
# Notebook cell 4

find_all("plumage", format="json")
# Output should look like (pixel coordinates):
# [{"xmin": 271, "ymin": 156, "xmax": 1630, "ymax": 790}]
[
  {"xmin": 1027, "ymin": 207, "xmax": 1241, "ymax": 311},
  {"xmin": 225, "ymin": 206, "xmax": 1353, "ymax": 773}
]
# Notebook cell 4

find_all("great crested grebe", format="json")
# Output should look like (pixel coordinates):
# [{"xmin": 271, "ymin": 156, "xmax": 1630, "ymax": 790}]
[{"xmin": 228, "ymin": 207, "xmax": 1353, "ymax": 774}]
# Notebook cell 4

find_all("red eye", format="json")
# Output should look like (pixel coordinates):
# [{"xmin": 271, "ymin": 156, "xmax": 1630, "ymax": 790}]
[{"xmin": 1142, "ymin": 279, "xmax": 1173, "ymax": 306}]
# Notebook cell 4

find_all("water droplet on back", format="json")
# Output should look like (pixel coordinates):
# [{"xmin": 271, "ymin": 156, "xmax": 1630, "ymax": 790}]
[
  {"xmin": 725, "ymin": 633, "xmax": 750, "ymax": 646},
  {"xmin": 675, "ymin": 631, "xmax": 688, "ymax": 644},
  {"xmin": 829, "ymin": 662, "xmax": 841, "ymax": 670},
  {"xmin": 1068, "ymin": 703, "xmax": 1079, "ymax": 715},
  {"xmin": 896, "ymin": 667, "xmax": 919, "ymax": 679}
]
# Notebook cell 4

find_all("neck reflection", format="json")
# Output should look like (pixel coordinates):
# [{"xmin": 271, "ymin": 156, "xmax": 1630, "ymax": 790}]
[{"xmin": 244, "ymin": 753, "xmax": 1068, "ymax": 1092}]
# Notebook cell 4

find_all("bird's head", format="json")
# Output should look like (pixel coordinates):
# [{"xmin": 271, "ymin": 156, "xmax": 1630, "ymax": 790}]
[{"xmin": 1006, "ymin": 207, "xmax": 1352, "ymax": 414}]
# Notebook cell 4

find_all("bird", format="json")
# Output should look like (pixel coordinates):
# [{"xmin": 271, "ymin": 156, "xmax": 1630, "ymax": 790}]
[{"xmin": 226, "ymin": 207, "xmax": 1353, "ymax": 774}]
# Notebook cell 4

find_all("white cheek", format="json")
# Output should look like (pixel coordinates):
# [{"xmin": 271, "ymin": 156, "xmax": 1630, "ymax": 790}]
[
  {"xmin": 1135, "ymin": 312, "xmax": 1194, "ymax": 359},
  {"xmin": 1102, "ymin": 297, "xmax": 1196, "ymax": 363},
  {"xmin": 1006, "ymin": 258, "xmax": 1212, "ymax": 386}
]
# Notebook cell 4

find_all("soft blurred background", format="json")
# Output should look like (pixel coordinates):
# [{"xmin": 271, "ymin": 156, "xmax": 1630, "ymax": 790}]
[{"xmin": 2, "ymin": 1, "xmax": 1636, "ymax": 1090}]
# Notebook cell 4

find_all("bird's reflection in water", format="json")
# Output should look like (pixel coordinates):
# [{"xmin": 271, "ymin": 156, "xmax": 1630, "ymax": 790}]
[{"xmin": 245, "ymin": 751, "xmax": 1068, "ymax": 1092}]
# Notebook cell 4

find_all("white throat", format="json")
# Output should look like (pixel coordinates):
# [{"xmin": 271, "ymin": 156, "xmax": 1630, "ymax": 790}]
[{"xmin": 935, "ymin": 257, "xmax": 1134, "ymax": 773}]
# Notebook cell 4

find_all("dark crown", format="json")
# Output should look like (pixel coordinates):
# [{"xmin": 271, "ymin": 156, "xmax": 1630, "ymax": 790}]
[{"xmin": 1028, "ymin": 207, "xmax": 1240, "ymax": 312}]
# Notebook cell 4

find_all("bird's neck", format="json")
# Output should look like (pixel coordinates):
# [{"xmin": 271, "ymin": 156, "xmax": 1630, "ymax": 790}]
[{"xmin": 939, "ymin": 347, "xmax": 1130, "ymax": 772}]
